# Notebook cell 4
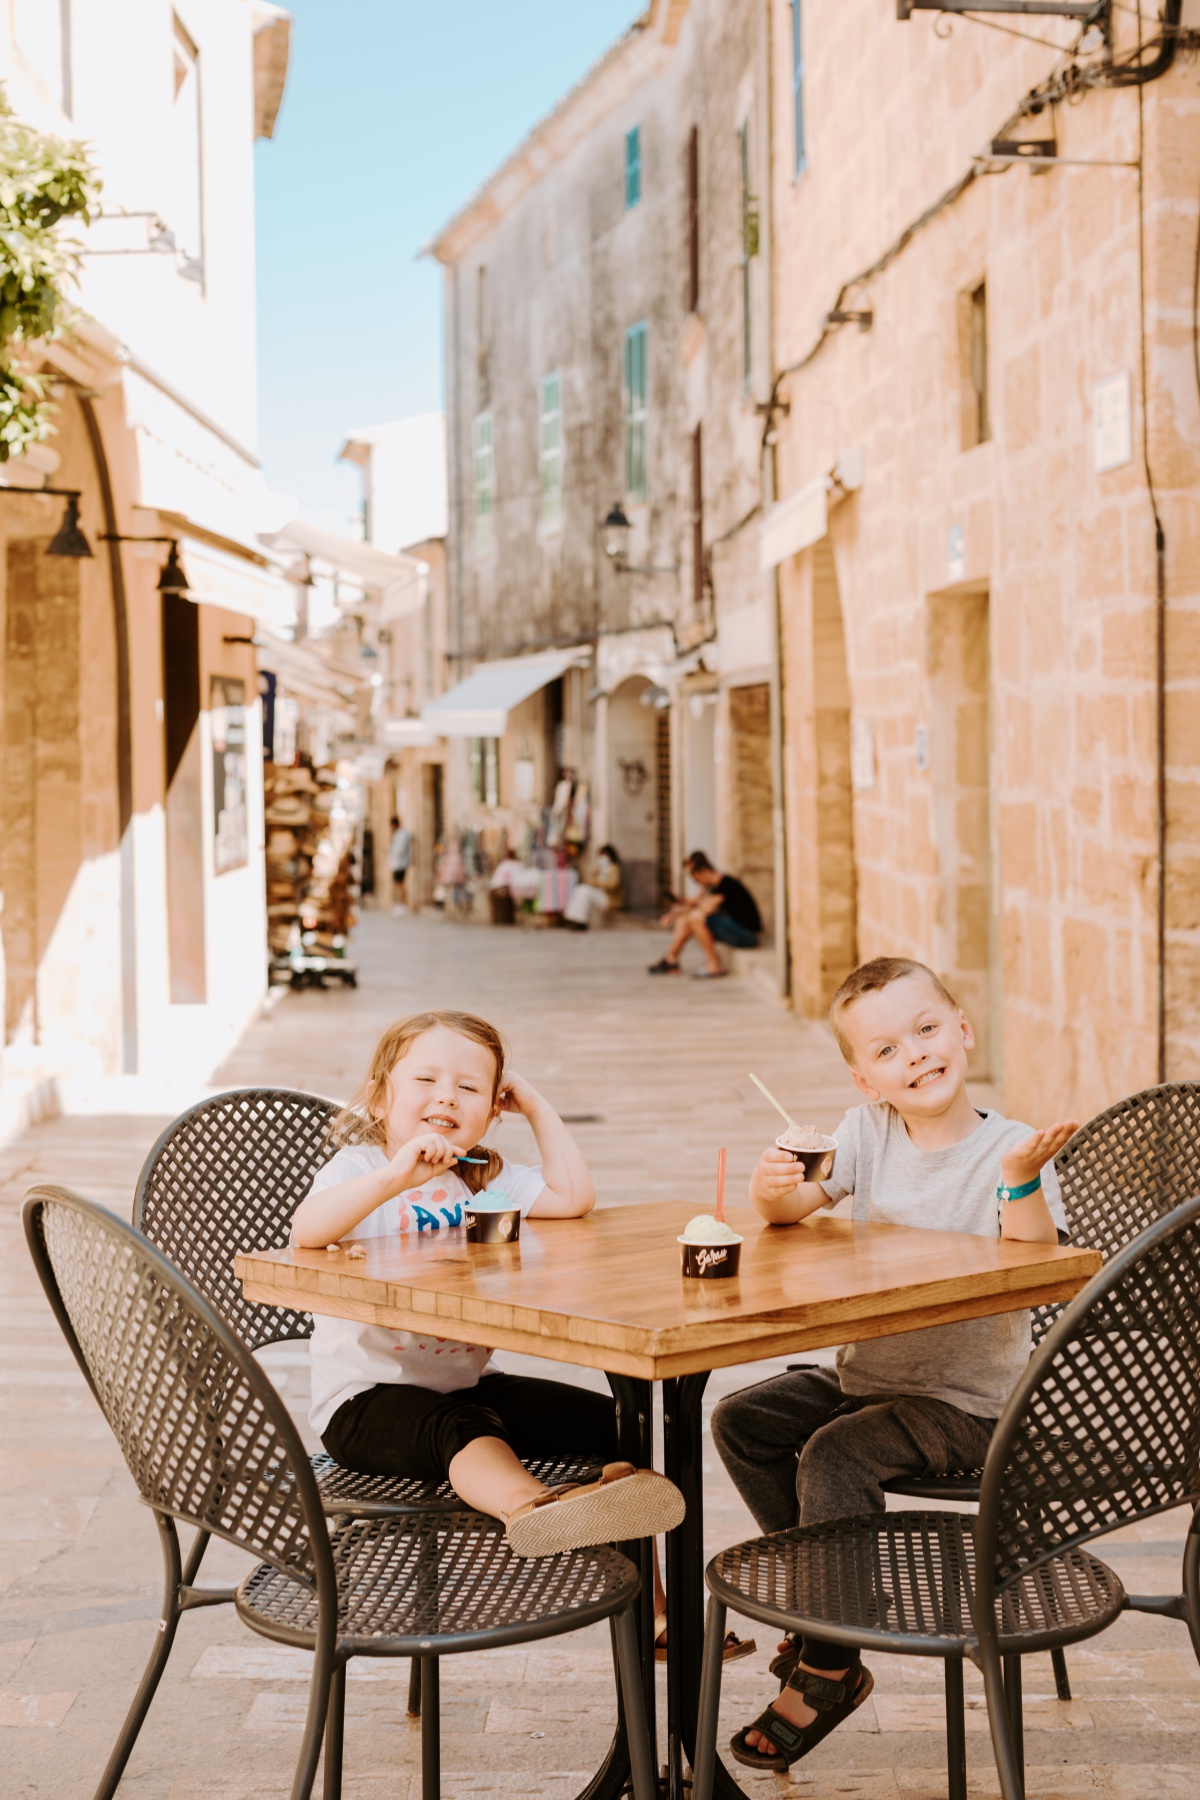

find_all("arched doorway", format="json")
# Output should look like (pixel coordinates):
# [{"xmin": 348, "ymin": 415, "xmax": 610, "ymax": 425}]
[{"xmin": 607, "ymin": 675, "xmax": 666, "ymax": 912}]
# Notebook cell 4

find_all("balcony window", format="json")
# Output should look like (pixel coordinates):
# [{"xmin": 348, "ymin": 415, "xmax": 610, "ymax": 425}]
[{"xmin": 622, "ymin": 323, "xmax": 648, "ymax": 502}]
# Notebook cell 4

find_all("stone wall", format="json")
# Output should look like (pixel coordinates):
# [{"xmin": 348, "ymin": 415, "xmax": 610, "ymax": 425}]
[{"xmin": 769, "ymin": 3, "xmax": 1200, "ymax": 1118}]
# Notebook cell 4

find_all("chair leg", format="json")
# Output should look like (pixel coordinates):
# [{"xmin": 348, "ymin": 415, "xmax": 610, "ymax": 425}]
[
  {"xmin": 420, "ymin": 1656, "xmax": 440, "ymax": 1800},
  {"xmin": 613, "ymin": 1606, "xmax": 658, "ymax": 1800},
  {"xmin": 688, "ymin": 1596, "xmax": 728, "ymax": 1800},
  {"xmin": 407, "ymin": 1656, "xmax": 422, "ymax": 1718},
  {"xmin": 1182, "ymin": 1503, "xmax": 1200, "ymax": 1668},
  {"xmin": 289, "ymin": 1631, "xmax": 337, "ymax": 1800},
  {"xmin": 322, "ymin": 1661, "xmax": 346, "ymax": 1800},
  {"xmin": 944, "ymin": 1656, "xmax": 967, "ymax": 1800},
  {"xmin": 92, "ymin": 1511, "xmax": 185, "ymax": 1800},
  {"xmin": 1002, "ymin": 1654, "xmax": 1026, "ymax": 1800},
  {"xmin": 1050, "ymin": 1645, "xmax": 1072, "ymax": 1702}
]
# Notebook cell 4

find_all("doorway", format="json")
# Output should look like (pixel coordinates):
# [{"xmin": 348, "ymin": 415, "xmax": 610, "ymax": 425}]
[
  {"xmin": 728, "ymin": 682, "xmax": 774, "ymax": 940},
  {"xmin": 608, "ymin": 676, "xmax": 662, "ymax": 912},
  {"xmin": 162, "ymin": 590, "xmax": 207, "ymax": 1003},
  {"xmin": 812, "ymin": 540, "xmax": 857, "ymax": 1004},
  {"xmin": 927, "ymin": 588, "xmax": 996, "ymax": 1079}
]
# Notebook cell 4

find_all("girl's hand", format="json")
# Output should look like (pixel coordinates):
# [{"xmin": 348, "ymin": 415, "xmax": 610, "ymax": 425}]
[
  {"xmin": 496, "ymin": 1072, "xmax": 542, "ymax": 1118},
  {"xmin": 1001, "ymin": 1121, "xmax": 1080, "ymax": 1188},
  {"xmin": 390, "ymin": 1132, "xmax": 463, "ymax": 1187},
  {"xmin": 752, "ymin": 1145, "xmax": 806, "ymax": 1199}
]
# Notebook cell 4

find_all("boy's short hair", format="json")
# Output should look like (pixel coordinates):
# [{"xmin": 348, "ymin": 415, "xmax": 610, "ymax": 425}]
[
  {"xmin": 829, "ymin": 958, "xmax": 959, "ymax": 1063},
  {"xmin": 685, "ymin": 849, "xmax": 713, "ymax": 873}
]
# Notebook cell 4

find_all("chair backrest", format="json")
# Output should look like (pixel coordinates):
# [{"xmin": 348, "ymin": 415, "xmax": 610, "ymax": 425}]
[
  {"xmin": 1055, "ymin": 1080, "xmax": 1200, "ymax": 1256},
  {"xmin": 23, "ymin": 1186, "xmax": 335, "ymax": 1600},
  {"xmin": 977, "ymin": 1192, "xmax": 1200, "ymax": 1600},
  {"xmin": 134, "ymin": 1087, "xmax": 345, "ymax": 1352}
]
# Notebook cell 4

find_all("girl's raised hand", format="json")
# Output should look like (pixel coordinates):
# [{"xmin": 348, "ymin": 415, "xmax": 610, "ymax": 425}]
[
  {"xmin": 390, "ymin": 1132, "xmax": 464, "ymax": 1186},
  {"xmin": 496, "ymin": 1072, "xmax": 541, "ymax": 1118}
]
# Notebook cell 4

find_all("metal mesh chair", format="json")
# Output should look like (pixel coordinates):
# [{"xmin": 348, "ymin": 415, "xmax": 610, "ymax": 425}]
[
  {"xmin": 692, "ymin": 1195, "xmax": 1200, "ymax": 1800},
  {"xmin": 883, "ymin": 1079, "xmax": 1200, "ymax": 1698},
  {"xmin": 23, "ymin": 1187, "xmax": 656, "ymax": 1800}
]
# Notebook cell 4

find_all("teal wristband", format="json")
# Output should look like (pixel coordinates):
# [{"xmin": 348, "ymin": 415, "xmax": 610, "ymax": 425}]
[{"xmin": 997, "ymin": 1175, "xmax": 1042, "ymax": 1204}]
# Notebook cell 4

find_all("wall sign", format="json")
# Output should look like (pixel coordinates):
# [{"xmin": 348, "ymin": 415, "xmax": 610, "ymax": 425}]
[
  {"xmin": 851, "ymin": 717, "xmax": 876, "ymax": 792},
  {"xmin": 211, "ymin": 676, "xmax": 248, "ymax": 874},
  {"xmin": 1092, "ymin": 370, "xmax": 1132, "ymax": 473}
]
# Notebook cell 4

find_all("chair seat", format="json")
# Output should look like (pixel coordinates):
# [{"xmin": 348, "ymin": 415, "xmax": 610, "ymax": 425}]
[
  {"xmin": 236, "ymin": 1510, "xmax": 641, "ymax": 1656},
  {"xmin": 707, "ymin": 1511, "xmax": 1125, "ymax": 1656},
  {"xmin": 884, "ymin": 1470, "xmax": 983, "ymax": 1502},
  {"xmin": 311, "ymin": 1453, "xmax": 603, "ymax": 1517}
]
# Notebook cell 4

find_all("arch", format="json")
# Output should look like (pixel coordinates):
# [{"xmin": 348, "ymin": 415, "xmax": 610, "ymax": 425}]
[{"xmin": 606, "ymin": 675, "xmax": 666, "ymax": 912}]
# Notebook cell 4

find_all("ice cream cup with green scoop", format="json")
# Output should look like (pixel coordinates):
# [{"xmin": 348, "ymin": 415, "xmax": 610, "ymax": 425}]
[{"xmin": 464, "ymin": 1188, "xmax": 521, "ymax": 1244}]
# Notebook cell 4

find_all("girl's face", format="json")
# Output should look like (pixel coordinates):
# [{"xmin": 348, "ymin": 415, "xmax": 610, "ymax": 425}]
[{"xmin": 382, "ymin": 1024, "xmax": 499, "ymax": 1152}]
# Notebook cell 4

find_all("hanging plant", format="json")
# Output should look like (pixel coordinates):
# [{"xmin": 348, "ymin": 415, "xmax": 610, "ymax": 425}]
[{"xmin": 0, "ymin": 87, "xmax": 100, "ymax": 461}]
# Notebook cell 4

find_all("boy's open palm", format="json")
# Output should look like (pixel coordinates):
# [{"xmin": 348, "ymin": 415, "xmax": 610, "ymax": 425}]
[{"xmin": 1002, "ymin": 1121, "xmax": 1079, "ymax": 1186}]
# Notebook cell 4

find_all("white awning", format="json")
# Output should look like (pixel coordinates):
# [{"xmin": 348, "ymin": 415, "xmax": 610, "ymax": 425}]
[
  {"xmin": 178, "ymin": 537, "xmax": 296, "ymax": 630},
  {"xmin": 423, "ymin": 649, "xmax": 591, "ymax": 738},
  {"xmin": 263, "ymin": 518, "xmax": 427, "ymax": 614}
]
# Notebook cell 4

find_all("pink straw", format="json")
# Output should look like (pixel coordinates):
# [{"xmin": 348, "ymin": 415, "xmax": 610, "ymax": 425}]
[{"xmin": 716, "ymin": 1147, "xmax": 727, "ymax": 1223}]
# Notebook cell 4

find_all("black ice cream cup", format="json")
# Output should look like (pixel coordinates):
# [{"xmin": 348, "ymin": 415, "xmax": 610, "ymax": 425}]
[
  {"xmin": 678, "ymin": 1235, "xmax": 743, "ymax": 1279},
  {"xmin": 465, "ymin": 1206, "xmax": 522, "ymax": 1244},
  {"xmin": 775, "ymin": 1134, "xmax": 837, "ymax": 1182}
]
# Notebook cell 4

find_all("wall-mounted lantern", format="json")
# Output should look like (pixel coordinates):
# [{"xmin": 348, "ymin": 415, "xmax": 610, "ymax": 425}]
[{"xmin": 0, "ymin": 484, "xmax": 94, "ymax": 558}]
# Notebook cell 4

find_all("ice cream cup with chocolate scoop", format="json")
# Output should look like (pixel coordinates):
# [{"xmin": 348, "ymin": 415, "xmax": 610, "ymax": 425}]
[
  {"xmin": 464, "ymin": 1189, "xmax": 521, "ymax": 1244},
  {"xmin": 775, "ymin": 1125, "xmax": 838, "ymax": 1183},
  {"xmin": 678, "ymin": 1213, "xmax": 743, "ymax": 1279}
]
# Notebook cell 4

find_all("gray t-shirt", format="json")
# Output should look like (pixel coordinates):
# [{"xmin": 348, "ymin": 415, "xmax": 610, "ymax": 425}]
[{"xmin": 819, "ymin": 1103, "xmax": 1067, "ymax": 1419}]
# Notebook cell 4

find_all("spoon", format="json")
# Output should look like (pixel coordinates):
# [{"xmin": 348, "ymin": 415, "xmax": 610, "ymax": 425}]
[
  {"xmin": 748, "ymin": 1072, "xmax": 797, "ymax": 1130},
  {"xmin": 453, "ymin": 1152, "xmax": 489, "ymax": 1165},
  {"xmin": 716, "ymin": 1146, "xmax": 727, "ymax": 1224}
]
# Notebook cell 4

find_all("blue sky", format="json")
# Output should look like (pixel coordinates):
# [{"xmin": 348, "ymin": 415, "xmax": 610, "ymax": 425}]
[{"xmin": 254, "ymin": 1, "xmax": 644, "ymax": 531}]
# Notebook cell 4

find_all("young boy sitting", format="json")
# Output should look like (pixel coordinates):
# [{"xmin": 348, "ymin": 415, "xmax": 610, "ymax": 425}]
[{"xmin": 711, "ymin": 956, "xmax": 1078, "ymax": 1773}]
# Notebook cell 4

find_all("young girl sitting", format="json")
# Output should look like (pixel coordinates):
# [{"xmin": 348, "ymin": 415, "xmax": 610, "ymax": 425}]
[{"xmin": 292, "ymin": 1008, "xmax": 684, "ymax": 1557}]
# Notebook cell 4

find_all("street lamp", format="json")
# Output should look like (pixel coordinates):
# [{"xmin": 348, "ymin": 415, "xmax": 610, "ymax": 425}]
[
  {"xmin": 0, "ymin": 484, "xmax": 94, "ymax": 558},
  {"xmin": 100, "ymin": 532, "xmax": 190, "ymax": 595},
  {"xmin": 598, "ymin": 501, "xmax": 680, "ymax": 576}
]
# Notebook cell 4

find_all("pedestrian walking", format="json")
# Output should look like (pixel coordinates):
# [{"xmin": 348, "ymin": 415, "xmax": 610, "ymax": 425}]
[{"xmin": 388, "ymin": 815, "xmax": 413, "ymax": 914}]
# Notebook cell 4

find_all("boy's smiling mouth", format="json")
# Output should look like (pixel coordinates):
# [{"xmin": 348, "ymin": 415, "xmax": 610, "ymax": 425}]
[{"xmin": 909, "ymin": 1067, "xmax": 945, "ymax": 1089}]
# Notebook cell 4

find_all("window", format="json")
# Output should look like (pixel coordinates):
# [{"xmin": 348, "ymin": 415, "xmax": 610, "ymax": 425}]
[
  {"xmin": 473, "ymin": 412, "xmax": 494, "ymax": 556},
  {"xmin": 539, "ymin": 373, "xmax": 563, "ymax": 528},
  {"xmin": 171, "ymin": 14, "xmax": 204, "ymax": 272},
  {"xmin": 625, "ymin": 126, "xmax": 642, "ymax": 209},
  {"xmin": 739, "ymin": 119, "xmax": 758, "ymax": 390},
  {"xmin": 790, "ymin": 1, "xmax": 806, "ymax": 176},
  {"xmin": 623, "ymin": 323, "xmax": 648, "ymax": 502},
  {"xmin": 470, "ymin": 738, "xmax": 500, "ymax": 809},
  {"xmin": 960, "ymin": 281, "xmax": 990, "ymax": 449},
  {"xmin": 686, "ymin": 126, "xmax": 700, "ymax": 314}
]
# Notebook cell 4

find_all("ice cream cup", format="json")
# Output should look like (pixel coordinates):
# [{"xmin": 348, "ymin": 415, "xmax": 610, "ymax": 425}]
[
  {"xmin": 678, "ymin": 1235, "xmax": 743, "ymax": 1279},
  {"xmin": 775, "ymin": 1131, "xmax": 837, "ymax": 1183},
  {"xmin": 465, "ymin": 1206, "xmax": 522, "ymax": 1244}
]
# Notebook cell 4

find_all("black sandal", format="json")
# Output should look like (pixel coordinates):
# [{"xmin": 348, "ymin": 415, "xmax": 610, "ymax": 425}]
[
  {"xmin": 729, "ymin": 1658, "xmax": 874, "ymax": 1773},
  {"xmin": 768, "ymin": 1631, "xmax": 801, "ymax": 1687}
]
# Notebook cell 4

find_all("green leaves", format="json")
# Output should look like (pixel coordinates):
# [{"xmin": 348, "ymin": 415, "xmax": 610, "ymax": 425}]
[{"xmin": 0, "ymin": 83, "xmax": 100, "ymax": 461}]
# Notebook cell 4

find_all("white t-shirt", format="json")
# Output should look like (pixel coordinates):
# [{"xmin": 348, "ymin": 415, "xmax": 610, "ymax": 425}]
[
  {"xmin": 818, "ymin": 1103, "xmax": 1068, "ymax": 1419},
  {"xmin": 302, "ymin": 1143, "xmax": 545, "ymax": 1436}
]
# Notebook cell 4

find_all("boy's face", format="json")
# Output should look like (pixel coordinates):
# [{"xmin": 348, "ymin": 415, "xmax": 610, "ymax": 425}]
[{"xmin": 840, "ymin": 974, "xmax": 974, "ymax": 1117}]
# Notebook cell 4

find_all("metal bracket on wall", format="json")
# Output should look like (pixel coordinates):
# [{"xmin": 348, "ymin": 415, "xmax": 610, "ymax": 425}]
[{"xmin": 898, "ymin": 2, "xmax": 1104, "ymax": 16}]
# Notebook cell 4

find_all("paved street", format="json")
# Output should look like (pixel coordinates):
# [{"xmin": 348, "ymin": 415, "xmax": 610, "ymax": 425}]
[{"xmin": 1, "ymin": 912, "xmax": 1197, "ymax": 1798}]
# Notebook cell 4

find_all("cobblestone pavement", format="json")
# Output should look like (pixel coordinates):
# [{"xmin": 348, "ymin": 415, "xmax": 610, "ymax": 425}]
[{"xmin": 2, "ymin": 912, "xmax": 1197, "ymax": 1797}]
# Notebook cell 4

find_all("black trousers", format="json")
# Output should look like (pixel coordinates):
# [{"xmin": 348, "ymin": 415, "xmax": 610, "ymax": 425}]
[{"xmin": 323, "ymin": 1371, "xmax": 620, "ymax": 1486}]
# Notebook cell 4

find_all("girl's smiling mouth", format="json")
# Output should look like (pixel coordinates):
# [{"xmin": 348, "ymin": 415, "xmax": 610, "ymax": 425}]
[{"xmin": 424, "ymin": 1112, "xmax": 460, "ymax": 1129}]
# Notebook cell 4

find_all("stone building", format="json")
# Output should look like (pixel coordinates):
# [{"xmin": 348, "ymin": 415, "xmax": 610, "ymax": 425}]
[
  {"xmin": 762, "ymin": 0, "xmax": 1200, "ymax": 1120},
  {"xmin": 0, "ymin": 3, "xmax": 295, "ymax": 1130},
  {"xmin": 426, "ymin": 0, "xmax": 782, "ymax": 939}
]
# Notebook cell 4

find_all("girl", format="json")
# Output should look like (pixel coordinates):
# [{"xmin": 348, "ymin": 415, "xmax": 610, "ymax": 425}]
[{"xmin": 293, "ymin": 1009, "xmax": 685, "ymax": 1557}]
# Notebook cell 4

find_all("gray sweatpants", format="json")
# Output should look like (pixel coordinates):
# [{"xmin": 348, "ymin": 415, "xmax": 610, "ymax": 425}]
[
  {"xmin": 710, "ymin": 1368, "xmax": 995, "ymax": 1670},
  {"xmin": 712, "ymin": 1367, "xmax": 993, "ymax": 1533}
]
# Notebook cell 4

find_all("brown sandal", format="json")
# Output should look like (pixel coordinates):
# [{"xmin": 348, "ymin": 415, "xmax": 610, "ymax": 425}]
[
  {"xmin": 655, "ymin": 1615, "xmax": 755, "ymax": 1664},
  {"xmin": 504, "ymin": 1462, "xmax": 685, "ymax": 1558}
]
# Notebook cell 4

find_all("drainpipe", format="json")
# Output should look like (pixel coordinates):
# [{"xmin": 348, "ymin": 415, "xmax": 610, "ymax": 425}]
[
  {"xmin": 449, "ymin": 263, "xmax": 464, "ymax": 679},
  {"xmin": 759, "ymin": 0, "xmax": 791, "ymax": 1002}
]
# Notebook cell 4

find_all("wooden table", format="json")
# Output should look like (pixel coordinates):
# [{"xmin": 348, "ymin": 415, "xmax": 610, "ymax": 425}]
[{"xmin": 237, "ymin": 1201, "xmax": 1100, "ymax": 1800}]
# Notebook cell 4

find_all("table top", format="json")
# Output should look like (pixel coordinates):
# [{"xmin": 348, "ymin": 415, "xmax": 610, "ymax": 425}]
[{"xmin": 235, "ymin": 1199, "xmax": 1101, "ymax": 1380}]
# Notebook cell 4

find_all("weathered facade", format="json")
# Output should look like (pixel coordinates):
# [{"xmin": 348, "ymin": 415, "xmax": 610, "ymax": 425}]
[
  {"xmin": 763, "ymin": 1, "xmax": 1200, "ymax": 1120},
  {"xmin": 428, "ymin": 0, "xmax": 781, "ymax": 932}
]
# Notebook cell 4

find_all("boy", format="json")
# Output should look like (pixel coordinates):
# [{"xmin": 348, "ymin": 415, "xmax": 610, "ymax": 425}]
[{"xmin": 711, "ymin": 956, "xmax": 1077, "ymax": 1772}]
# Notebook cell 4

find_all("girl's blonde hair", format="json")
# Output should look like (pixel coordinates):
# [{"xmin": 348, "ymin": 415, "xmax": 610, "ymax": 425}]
[{"xmin": 332, "ymin": 1010, "xmax": 507, "ymax": 1194}]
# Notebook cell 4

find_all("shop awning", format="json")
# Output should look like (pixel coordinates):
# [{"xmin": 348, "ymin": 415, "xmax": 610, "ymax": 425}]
[
  {"xmin": 178, "ymin": 536, "xmax": 296, "ymax": 630},
  {"xmin": 263, "ymin": 519, "xmax": 427, "ymax": 615},
  {"xmin": 422, "ymin": 648, "xmax": 591, "ymax": 738}
]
